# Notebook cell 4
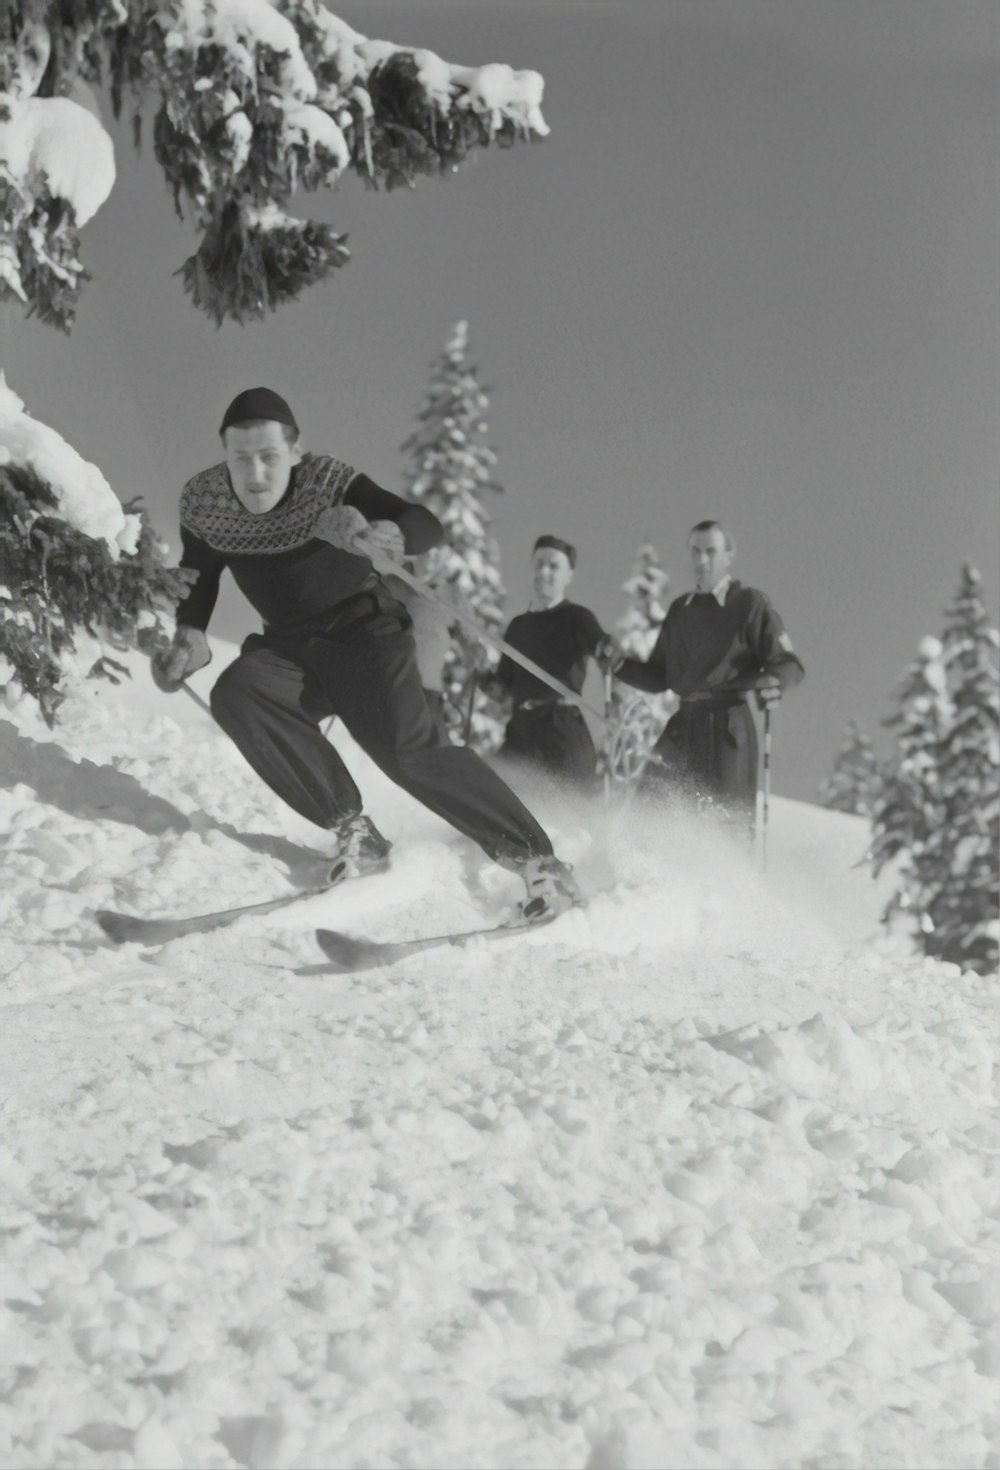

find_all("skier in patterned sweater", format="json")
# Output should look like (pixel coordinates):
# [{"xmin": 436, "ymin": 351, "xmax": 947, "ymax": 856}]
[
  {"xmin": 607, "ymin": 520, "xmax": 805, "ymax": 827},
  {"xmin": 151, "ymin": 388, "xmax": 579, "ymax": 919},
  {"xmin": 491, "ymin": 536, "xmax": 609, "ymax": 790}
]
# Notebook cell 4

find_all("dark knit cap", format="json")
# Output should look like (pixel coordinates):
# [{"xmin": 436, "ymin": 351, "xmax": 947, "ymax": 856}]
[
  {"xmin": 219, "ymin": 387, "xmax": 299, "ymax": 438},
  {"xmin": 533, "ymin": 534, "xmax": 577, "ymax": 569}
]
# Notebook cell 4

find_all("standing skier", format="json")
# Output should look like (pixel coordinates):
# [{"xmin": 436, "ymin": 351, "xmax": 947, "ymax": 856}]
[
  {"xmin": 607, "ymin": 520, "xmax": 804, "ymax": 827},
  {"xmin": 151, "ymin": 388, "xmax": 579, "ymax": 918},
  {"xmin": 492, "ymin": 536, "xmax": 609, "ymax": 789}
]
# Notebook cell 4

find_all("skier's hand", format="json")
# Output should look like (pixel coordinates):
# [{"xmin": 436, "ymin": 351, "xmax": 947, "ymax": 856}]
[
  {"xmin": 468, "ymin": 641, "xmax": 494, "ymax": 676},
  {"xmin": 314, "ymin": 506, "xmax": 405, "ymax": 568},
  {"xmin": 313, "ymin": 503, "xmax": 371, "ymax": 551},
  {"xmin": 151, "ymin": 628, "xmax": 211, "ymax": 693},
  {"xmin": 755, "ymin": 676, "xmax": 783, "ymax": 710},
  {"xmin": 356, "ymin": 519, "xmax": 406, "ymax": 568},
  {"xmin": 595, "ymin": 637, "xmax": 625, "ymax": 674}
]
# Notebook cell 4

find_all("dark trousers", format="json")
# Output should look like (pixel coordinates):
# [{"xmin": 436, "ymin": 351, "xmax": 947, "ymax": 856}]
[
  {"xmin": 501, "ymin": 704, "xmax": 599, "ymax": 789},
  {"xmin": 210, "ymin": 591, "xmax": 552, "ymax": 866},
  {"xmin": 641, "ymin": 698, "xmax": 758, "ymax": 824},
  {"xmin": 422, "ymin": 688, "xmax": 453, "ymax": 745}
]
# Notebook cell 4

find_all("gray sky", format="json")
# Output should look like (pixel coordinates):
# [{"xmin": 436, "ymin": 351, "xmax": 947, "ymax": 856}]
[{"xmin": 5, "ymin": 0, "xmax": 998, "ymax": 798}]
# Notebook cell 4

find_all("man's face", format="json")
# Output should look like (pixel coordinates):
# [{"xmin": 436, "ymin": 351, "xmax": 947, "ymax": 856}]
[
  {"xmin": 224, "ymin": 421, "xmax": 301, "ymax": 514},
  {"xmin": 532, "ymin": 547, "xmax": 574, "ymax": 604},
  {"xmin": 688, "ymin": 527, "xmax": 733, "ymax": 591}
]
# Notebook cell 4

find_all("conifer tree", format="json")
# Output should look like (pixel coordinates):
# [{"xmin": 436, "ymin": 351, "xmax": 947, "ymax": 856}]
[
  {"xmin": 400, "ymin": 320, "xmax": 507, "ymax": 752},
  {"xmin": 920, "ymin": 566, "xmax": 999, "ymax": 973},
  {"xmin": 606, "ymin": 542, "xmax": 675, "ymax": 783},
  {"xmin": 819, "ymin": 720, "xmax": 882, "ymax": 815},
  {"xmin": 870, "ymin": 636, "xmax": 952, "ymax": 938},
  {"xmin": 0, "ymin": 3, "xmax": 548, "ymax": 329},
  {"xmin": 0, "ymin": 379, "xmax": 192, "ymax": 725}
]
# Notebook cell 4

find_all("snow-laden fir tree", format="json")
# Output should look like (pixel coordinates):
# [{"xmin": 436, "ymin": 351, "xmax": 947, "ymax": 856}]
[
  {"xmin": 819, "ymin": 720, "xmax": 882, "ymax": 815},
  {"xmin": 0, "ymin": 376, "xmax": 191, "ymax": 725},
  {"xmin": 606, "ymin": 542, "xmax": 676, "ymax": 784},
  {"xmin": 919, "ymin": 566, "xmax": 999, "ymax": 974},
  {"xmin": 400, "ymin": 320, "xmax": 507, "ymax": 752},
  {"xmin": 0, "ymin": 3, "xmax": 548, "ymax": 329},
  {"xmin": 869, "ymin": 635, "xmax": 952, "ymax": 937}
]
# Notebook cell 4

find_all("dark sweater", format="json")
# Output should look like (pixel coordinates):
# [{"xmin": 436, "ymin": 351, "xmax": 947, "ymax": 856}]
[
  {"xmin": 497, "ymin": 601, "xmax": 606, "ymax": 705},
  {"xmin": 174, "ymin": 454, "xmax": 441, "ymax": 634},
  {"xmin": 617, "ymin": 581, "xmax": 804, "ymax": 697}
]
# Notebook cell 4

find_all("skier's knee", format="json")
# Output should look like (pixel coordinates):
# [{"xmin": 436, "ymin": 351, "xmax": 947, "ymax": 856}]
[{"xmin": 209, "ymin": 665, "xmax": 250, "ymax": 730}]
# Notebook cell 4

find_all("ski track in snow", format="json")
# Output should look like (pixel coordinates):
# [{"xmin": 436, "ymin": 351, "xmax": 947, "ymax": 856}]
[{"xmin": 1, "ymin": 648, "xmax": 997, "ymax": 1470}]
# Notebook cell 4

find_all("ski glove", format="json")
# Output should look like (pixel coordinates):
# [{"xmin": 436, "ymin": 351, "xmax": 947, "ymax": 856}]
[
  {"xmin": 314, "ymin": 505, "xmax": 405, "ymax": 568},
  {"xmin": 754, "ymin": 675, "xmax": 783, "ymax": 710},
  {"xmin": 595, "ymin": 637, "xmax": 625, "ymax": 674},
  {"xmin": 151, "ymin": 628, "xmax": 211, "ymax": 693}
]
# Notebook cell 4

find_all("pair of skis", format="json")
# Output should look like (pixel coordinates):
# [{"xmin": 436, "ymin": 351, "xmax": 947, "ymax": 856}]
[{"xmin": 95, "ymin": 879, "xmax": 571, "ymax": 973}]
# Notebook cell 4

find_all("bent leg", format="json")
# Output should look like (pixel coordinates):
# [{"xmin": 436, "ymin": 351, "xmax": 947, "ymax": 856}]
[
  {"xmin": 210, "ymin": 643, "xmax": 361, "ymax": 829},
  {"xmin": 323, "ymin": 625, "xmax": 553, "ymax": 865}
]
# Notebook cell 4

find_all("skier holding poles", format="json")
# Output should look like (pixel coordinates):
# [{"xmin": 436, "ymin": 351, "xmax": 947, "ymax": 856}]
[
  {"xmin": 601, "ymin": 520, "xmax": 804, "ymax": 835},
  {"xmin": 488, "ymin": 536, "xmax": 613, "ymax": 791},
  {"xmin": 150, "ymin": 388, "xmax": 581, "ymax": 920}
]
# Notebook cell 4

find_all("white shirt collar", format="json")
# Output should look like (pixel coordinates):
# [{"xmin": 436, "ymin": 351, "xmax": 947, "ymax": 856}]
[{"xmin": 685, "ymin": 574, "xmax": 732, "ymax": 608}]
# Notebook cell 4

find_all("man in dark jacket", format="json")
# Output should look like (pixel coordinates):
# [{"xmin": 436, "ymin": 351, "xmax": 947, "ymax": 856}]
[
  {"xmin": 151, "ymin": 388, "xmax": 579, "ymax": 919},
  {"xmin": 609, "ymin": 520, "xmax": 804, "ymax": 827},
  {"xmin": 493, "ymin": 535, "xmax": 608, "ymax": 789}
]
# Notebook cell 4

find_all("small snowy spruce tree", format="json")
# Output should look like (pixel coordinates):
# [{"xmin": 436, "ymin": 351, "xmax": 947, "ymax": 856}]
[
  {"xmin": 869, "ymin": 636, "xmax": 952, "ymax": 934},
  {"xmin": 920, "ymin": 566, "xmax": 999, "ymax": 974},
  {"xmin": 0, "ymin": 378, "xmax": 191, "ymax": 725},
  {"xmin": 819, "ymin": 720, "xmax": 882, "ymax": 815},
  {"xmin": 400, "ymin": 321, "xmax": 507, "ymax": 752},
  {"xmin": 0, "ymin": 3, "xmax": 548, "ymax": 329},
  {"xmin": 607, "ymin": 542, "xmax": 675, "ymax": 782}
]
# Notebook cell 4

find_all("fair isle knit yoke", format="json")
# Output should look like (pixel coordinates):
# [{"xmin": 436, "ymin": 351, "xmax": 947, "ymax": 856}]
[{"xmin": 180, "ymin": 454, "xmax": 355, "ymax": 556}]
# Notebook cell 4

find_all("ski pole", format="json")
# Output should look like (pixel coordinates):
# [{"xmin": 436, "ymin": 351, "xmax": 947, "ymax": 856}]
[
  {"xmin": 602, "ymin": 668, "xmax": 615, "ymax": 814},
  {"xmin": 462, "ymin": 676, "xmax": 477, "ymax": 744},
  {"xmin": 760, "ymin": 705, "xmax": 772, "ymax": 872},
  {"xmin": 181, "ymin": 682, "xmax": 212, "ymax": 717},
  {"xmin": 368, "ymin": 554, "xmax": 609, "ymax": 727}
]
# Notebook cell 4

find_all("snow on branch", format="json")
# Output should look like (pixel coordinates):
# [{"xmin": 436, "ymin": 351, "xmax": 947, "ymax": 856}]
[
  {"xmin": 0, "ymin": 374, "xmax": 192, "ymax": 724},
  {"xmin": 0, "ymin": 374, "xmax": 136, "ymax": 554},
  {"xmin": 0, "ymin": 2, "xmax": 549, "ymax": 328}
]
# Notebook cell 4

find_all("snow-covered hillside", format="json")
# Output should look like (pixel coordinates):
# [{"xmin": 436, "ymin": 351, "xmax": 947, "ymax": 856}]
[{"xmin": 1, "ymin": 646, "xmax": 996, "ymax": 1470}]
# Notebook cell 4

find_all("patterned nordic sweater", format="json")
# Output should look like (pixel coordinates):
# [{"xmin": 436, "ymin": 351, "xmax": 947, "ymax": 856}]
[{"xmin": 174, "ymin": 454, "xmax": 441, "ymax": 634}]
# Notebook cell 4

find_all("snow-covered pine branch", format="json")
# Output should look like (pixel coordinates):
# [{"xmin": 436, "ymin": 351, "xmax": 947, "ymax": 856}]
[
  {"xmin": 0, "ymin": 376, "xmax": 192, "ymax": 724},
  {"xmin": 0, "ymin": 2, "xmax": 549, "ymax": 328}
]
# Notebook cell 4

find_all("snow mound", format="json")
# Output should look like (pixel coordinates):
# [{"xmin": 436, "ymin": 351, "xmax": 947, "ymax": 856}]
[{"xmin": 0, "ymin": 648, "xmax": 995, "ymax": 1469}]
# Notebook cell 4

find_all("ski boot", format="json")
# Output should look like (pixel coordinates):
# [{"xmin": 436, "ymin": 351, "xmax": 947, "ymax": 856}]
[
  {"xmin": 327, "ymin": 814, "xmax": 392, "ymax": 885},
  {"xmin": 517, "ymin": 854, "xmax": 582, "ymax": 923}
]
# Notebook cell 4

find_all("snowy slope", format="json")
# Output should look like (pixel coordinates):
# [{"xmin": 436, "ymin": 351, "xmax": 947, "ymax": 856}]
[{"xmin": 1, "ymin": 645, "xmax": 996, "ymax": 1470}]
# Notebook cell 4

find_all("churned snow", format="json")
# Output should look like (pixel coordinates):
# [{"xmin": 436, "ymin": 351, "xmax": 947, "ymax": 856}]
[
  {"xmin": 0, "ymin": 643, "xmax": 996, "ymax": 1470},
  {"xmin": 0, "ymin": 378, "xmax": 138, "ymax": 556}
]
